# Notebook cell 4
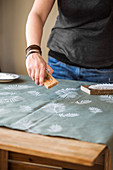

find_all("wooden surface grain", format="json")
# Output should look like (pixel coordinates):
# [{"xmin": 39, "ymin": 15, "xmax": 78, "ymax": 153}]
[
  {"xmin": 0, "ymin": 150, "xmax": 8, "ymax": 170},
  {"xmin": 0, "ymin": 127, "xmax": 106, "ymax": 166}
]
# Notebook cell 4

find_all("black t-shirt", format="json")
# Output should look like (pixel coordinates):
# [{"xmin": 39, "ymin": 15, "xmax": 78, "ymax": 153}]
[{"xmin": 47, "ymin": 0, "xmax": 113, "ymax": 68}]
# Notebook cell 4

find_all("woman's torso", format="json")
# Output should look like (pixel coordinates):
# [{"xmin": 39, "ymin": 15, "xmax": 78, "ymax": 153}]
[{"xmin": 47, "ymin": 0, "xmax": 113, "ymax": 68}]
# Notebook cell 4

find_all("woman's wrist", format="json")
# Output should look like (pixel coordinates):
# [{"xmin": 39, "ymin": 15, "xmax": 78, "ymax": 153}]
[
  {"xmin": 25, "ymin": 44, "xmax": 42, "ymax": 59},
  {"xmin": 26, "ymin": 50, "xmax": 40, "ymax": 59}
]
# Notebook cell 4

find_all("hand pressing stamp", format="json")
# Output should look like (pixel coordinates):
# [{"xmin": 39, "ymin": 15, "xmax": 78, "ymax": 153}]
[{"xmin": 44, "ymin": 70, "xmax": 58, "ymax": 89}]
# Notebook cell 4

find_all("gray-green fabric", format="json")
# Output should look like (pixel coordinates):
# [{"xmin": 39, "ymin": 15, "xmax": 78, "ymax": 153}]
[{"xmin": 0, "ymin": 75, "xmax": 113, "ymax": 165}]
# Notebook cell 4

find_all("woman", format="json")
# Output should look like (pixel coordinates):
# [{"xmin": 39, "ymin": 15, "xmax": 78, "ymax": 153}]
[{"xmin": 26, "ymin": 0, "xmax": 113, "ymax": 86}]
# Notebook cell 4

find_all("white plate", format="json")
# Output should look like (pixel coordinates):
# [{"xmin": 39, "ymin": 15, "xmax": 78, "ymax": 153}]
[{"xmin": 0, "ymin": 73, "xmax": 20, "ymax": 82}]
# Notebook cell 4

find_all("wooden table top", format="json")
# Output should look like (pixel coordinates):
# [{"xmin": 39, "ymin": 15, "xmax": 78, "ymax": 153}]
[{"xmin": 0, "ymin": 127, "xmax": 106, "ymax": 167}]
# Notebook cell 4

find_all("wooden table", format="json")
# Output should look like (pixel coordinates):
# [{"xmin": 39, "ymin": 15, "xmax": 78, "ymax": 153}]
[{"xmin": 0, "ymin": 127, "xmax": 112, "ymax": 170}]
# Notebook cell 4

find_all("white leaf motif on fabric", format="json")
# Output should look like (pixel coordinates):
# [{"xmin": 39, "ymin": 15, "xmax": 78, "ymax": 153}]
[
  {"xmin": 42, "ymin": 103, "xmax": 65, "ymax": 113},
  {"xmin": 27, "ymin": 91, "xmax": 41, "ymax": 96},
  {"xmin": 89, "ymin": 107, "xmax": 103, "ymax": 114},
  {"xmin": 0, "ymin": 96, "xmax": 23, "ymax": 104},
  {"xmin": 28, "ymin": 127, "xmax": 41, "ymax": 133},
  {"xmin": 0, "ymin": 92, "xmax": 15, "ymax": 95},
  {"xmin": 55, "ymin": 88, "xmax": 78, "ymax": 98},
  {"xmin": 0, "ymin": 108, "xmax": 10, "ymax": 114},
  {"xmin": 59, "ymin": 113, "xmax": 80, "ymax": 118},
  {"xmin": 75, "ymin": 100, "xmax": 92, "ymax": 104},
  {"xmin": 19, "ymin": 106, "xmax": 33, "ymax": 112},
  {"xmin": 99, "ymin": 95, "xmax": 113, "ymax": 103},
  {"xmin": 12, "ymin": 119, "xmax": 35, "ymax": 129},
  {"xmin": 47, "ymin": 124, "xmax": 62, "ymax": 132},
  {"xmin": 4, "ymin": 85, "xmax": 34, "ymax": 90}
]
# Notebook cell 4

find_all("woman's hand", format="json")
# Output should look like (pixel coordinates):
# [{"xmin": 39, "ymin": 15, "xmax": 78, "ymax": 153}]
[{"xmin": 26, "ymin": 53, "xmax": 48, "ymax": 86}]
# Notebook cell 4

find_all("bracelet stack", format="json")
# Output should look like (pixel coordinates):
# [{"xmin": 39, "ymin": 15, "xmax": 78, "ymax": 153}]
[{"xmin": 25, "ymin": 45, "xmax": 42, "ymax": 59}]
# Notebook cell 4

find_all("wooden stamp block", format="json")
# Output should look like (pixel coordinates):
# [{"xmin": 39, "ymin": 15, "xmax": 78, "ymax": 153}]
[
  {"xmin": 44, "ymin": 70, "xmax": 58, "ymax": 89},
  {"xmin": 81, "ymin": 84, "xmax": 113, "ymax": 95}
]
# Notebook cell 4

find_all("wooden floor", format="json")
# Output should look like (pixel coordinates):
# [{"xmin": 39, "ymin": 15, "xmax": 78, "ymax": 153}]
[{"xmin": 0, "ymin": 127, "xmax": 112, "ymax": 170}]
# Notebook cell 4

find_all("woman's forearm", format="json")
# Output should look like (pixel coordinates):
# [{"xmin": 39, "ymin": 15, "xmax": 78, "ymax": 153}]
[
  {"xmin": 25, "ymin": 0, "xmax": 55, "ymax": 86},
  {"xmin": 26, "ymin": 0, "xmax": 55, "ymax": 47},
  {"xmin": 26, "ymin": 12, "xmax": 44, "ymax": 47}
]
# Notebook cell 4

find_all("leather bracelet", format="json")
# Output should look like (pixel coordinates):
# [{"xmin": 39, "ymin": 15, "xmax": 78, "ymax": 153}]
[
  {"xmin": 27, "ymin": 49, "xmax": 40, "ymax": 55},
  {"xmin": 25, "ymin": 44, "xmax": 42, "ymax": 55},
  {"xmin": 26, "ymin": 51, "xmax": 40, "ymax": 59}
]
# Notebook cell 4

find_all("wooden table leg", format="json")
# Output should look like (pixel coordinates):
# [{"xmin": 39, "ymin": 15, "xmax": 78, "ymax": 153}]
[
  {"xmin": 104, "ymin": 148, "xmax": 112, "ymax": 170},
  {"xmin": 0, "ymin": 150, "xmax": 8, "ymax": 170}
]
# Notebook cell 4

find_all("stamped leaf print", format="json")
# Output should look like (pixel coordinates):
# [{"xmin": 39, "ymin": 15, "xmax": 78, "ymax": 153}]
[
  {"xmin": 12, "ymin": 119, "xmax": 35, "ymax": 130},
  {"xmin": 27, "ymin": 91, "xmax": 41, "ymax": 96},
  {"xmin": 19, "ymin": 106, "xmax": 33, "ymax": 112},
  {"xmin": 55, "ymin": 88, "xmax": 78, "ymax": 98},
  {"xmin": 47, "ymin": 124, "xmax": 62, "ymax": 132},
  {"xmin": 59, "ymin": 113, "xmax": 80, "ymax": 118},
  {"xmin": 0, "ymin": 96, "xmax": 23, "ymax": 104},
  {"xmin": 0, "ymin": 108, "xmax": 10, "ymax": 115},
  {"xmin": 89, "ymin": 107, "xmax": 102, "ymax": 114},
  {"xmin": 99, "ymin": 95, "xmax": 113, "ymax": 103},
  {"xmin": 0, "ymin": 92, "xmax": 15, "ymax": 95},
  {"xmin": 42, "ymin": 103, "xmax": 65, "ymax": 113},
  {"xmin": 75, "ymin": 100, "xmax": 92, "ymax": 104},
  {"xmin": 4, "ymin": 85, "xmax": 34, "ymax": 90}
]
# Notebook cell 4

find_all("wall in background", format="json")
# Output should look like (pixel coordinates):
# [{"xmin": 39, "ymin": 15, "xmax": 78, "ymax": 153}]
[{"xmin": 0, "ymin": 0, "xmax": 57, "ymax": 74}]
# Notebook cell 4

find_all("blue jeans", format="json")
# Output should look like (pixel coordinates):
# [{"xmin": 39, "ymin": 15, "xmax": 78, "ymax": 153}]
[{"xmin": 48, "ymin": 56, "xmax": 113, "ymax": 83}]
